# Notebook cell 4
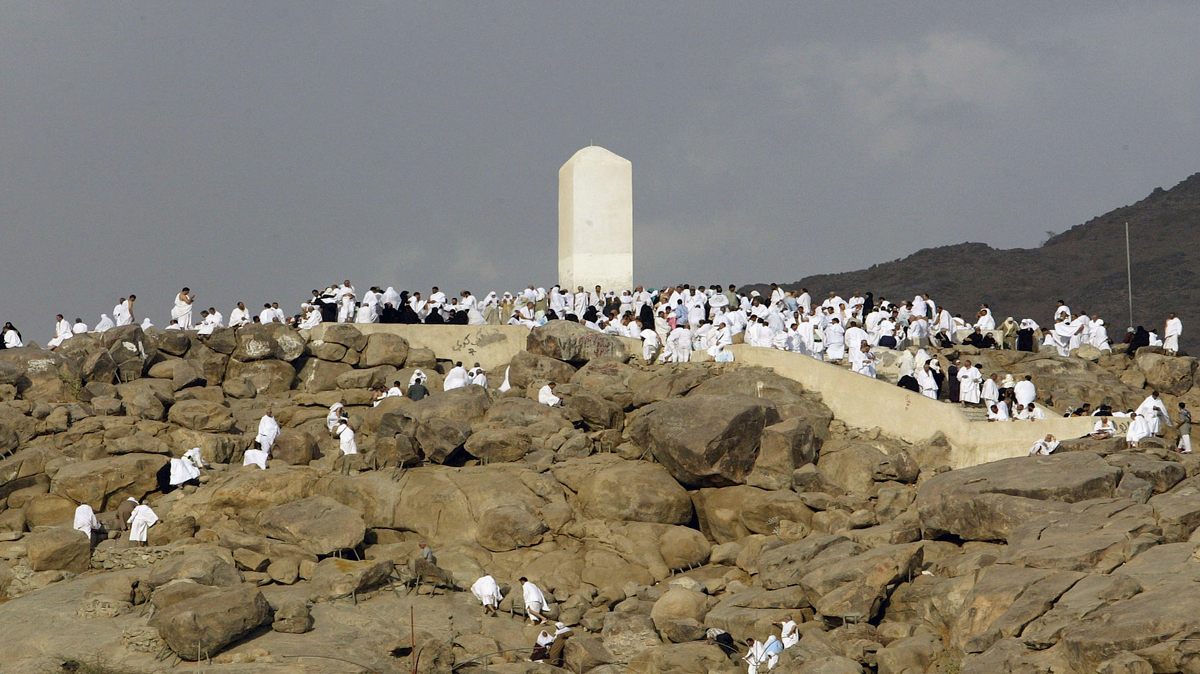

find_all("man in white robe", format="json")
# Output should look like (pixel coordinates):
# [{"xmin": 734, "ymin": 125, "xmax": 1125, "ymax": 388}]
[
  {"xmin": 74, "ymin": 503, "xmax": 102, "ymax": 546},
  {"xmin": 538, "ymin": 383, "xmax": 562, "ymax": 407},
  {"xmin": 47, "ymin": 314, "xmax": 73, "ymax": 349},
  {"xmin": 93, "ymin": 314, "xmax": 114, "ymax": 333},
  {"xmin": 958, "ymin": 363, "xmax": 982, "ymax": 405},
  {"xmin": 1136, "ymin": 393, "xmax": 1171, "ymax": 436},
  {"xmin": 298, "ymin": 305, "xmax": 323, "ymax": 329},
  {"xmin": 975, "ymin": 307, "xmax": 996, "ymax": 331},
  {"xmin": 1014, "ymin": 376, "xmax": 1037, "ymax": 408},
  {"xmin": 778, "ymin": 618, "xmax": 799, "ymax": 649},
  {"xmin": 981, "ymin": 374, "xmax": 1000, "ymax": 409},
  {"xmin": 169, "ymin": 447, "xmax": 205, "ymax": 487},
  {"xmin": 228, "ymin": 302, "xmax": 251, "ymax": 328},
  {"xmin": 916, "ymin": 363, "xmax": 939, "ymax": 399},
  {"xmin": 127, "ymin": 502, "xmax": 160, "ymax": 546},
  {"xmin": 471, "ymin": 575, "xmax": 503, "ymax": 615},
  {"xmin": 1164, "ymin": 313, "xmax": 1183, "ymax": 355},
  {"xmin": 1126, "ymin": 413, "xmax": 1152, "ymax": 447},
  {"xmin": 253, "ymin": 409, "xmax": 280, "ymax": 452},
  {"xmin": 851, "ymin": 344, "xmax": 877, "ymax": 378},
  {"xmin": 824, "ymin": 320, "xmax": 846, "ymax": 361},
  {"xmin": 1029, "ymin": 434, "xmax": 1059, "ymax": 456},
  {"xmin": 468, "ymin": 364, "xmax": 488, "ymax": 387},
  {"xmin": 326, "ymin": 400, "xmax": 346, "ymax": 432},
  {"xmin": 71, "ymin": 318, "xmax": 88, "ymax": 335},
  {"xmin": 258, "ymin": 303, "xmax": 278, "ymax": 324},
  {"xmin": 520, "ymin": 577, "xmax": 549, "ymax": 624},
  {"xmin": 171, "ymin": 288, "xmax": 195, "ymax": 329},
  {"xmin": 444, "ymin": 362, "xmax": 470, "ymax": 390},
  {"xmin": 639, "ymin": 322, "xmax": 660, "ymax": 363},
  {"xmin": 114, "ymin": 296, "xmax": 136, "ymax": 326},
  {"xmin": 667, "ymin": 326, "xmax": 692, "ymax": 363}
]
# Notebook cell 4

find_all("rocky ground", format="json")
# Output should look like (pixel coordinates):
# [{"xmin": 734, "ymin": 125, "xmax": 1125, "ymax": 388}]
[{"xmin": 2, "ymin": 321, "xmax": 1200, "ymax": 674}]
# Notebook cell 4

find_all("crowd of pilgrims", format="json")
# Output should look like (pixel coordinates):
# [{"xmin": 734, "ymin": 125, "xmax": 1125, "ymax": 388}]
[{"xmin": 3, "ymin": 281, "xmax": 1182, "ymax": 412}]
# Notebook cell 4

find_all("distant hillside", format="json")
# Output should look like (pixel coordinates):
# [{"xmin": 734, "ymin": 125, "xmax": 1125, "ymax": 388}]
[{"xmin": 775, "ymin": 172, "xmax": 1200, "ymax": 353}]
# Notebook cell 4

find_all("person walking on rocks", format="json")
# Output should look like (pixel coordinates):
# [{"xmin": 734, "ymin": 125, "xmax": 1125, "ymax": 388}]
[
  {"xmin": 73, "ymin": 502, "xmax": 102, "ymax": 547},
  {"xmin": 707, "ymin": 628, "xmax": 738, "ymax": 659},
  {"xmin": 1178, "ymin": 402, "xmax": 1192, "ymax": 454},
  {"xmin": 326, "ymin": 399, "xmax": 346, "ymax": 432},
  {"xmin": 471, "ymin": 575, "xmax": 503, "ymax": 616},
  {"xmin": 333, "ymin": 418, "xmax": 357, "ymax": 475},
  {"xmin": 777, "ymin": 616, "xmax": 799, "ymax": 649},
  {"xmin": 127, "ymin": 501, "xmax": 160, "ymax": 547},
  {"xmin": 520, "ymin": 577, "xmax": 549, "ymax": 624},
  {"xmin": 419, "ymin": 541, "xmax": 436, "ymax": 565}
]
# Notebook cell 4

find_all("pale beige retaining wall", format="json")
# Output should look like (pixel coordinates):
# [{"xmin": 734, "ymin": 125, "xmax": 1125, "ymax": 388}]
[
  {"xmin": 305, "ymin": 324, "xmax": 640, "ymax": 375},
  {"xmin": 727, "ymin": 345, "xmax": 1124, "ymax": 468}
]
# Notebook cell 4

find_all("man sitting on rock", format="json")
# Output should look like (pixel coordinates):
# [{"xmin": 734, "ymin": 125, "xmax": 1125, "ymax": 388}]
[
  {"xmin": 538, "ymin": 382, "xmax": 562, "ymax": 407},
  {"xmin": 1091, "ymin": 416, "xmax": 1116, "ymax": 439},
  {"xmin": 1126, "ymin": 412, "xmax": 1152, "ymax": 448},
  {"xmin": 1028, "ymin": 434, "xmax": 1059, "ymax": 456}
]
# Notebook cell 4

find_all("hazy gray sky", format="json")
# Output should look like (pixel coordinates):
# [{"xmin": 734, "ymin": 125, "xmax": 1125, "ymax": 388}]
[{"xmin": 3, "ymin": 3, "xmax": 1199, "ymax": 337}]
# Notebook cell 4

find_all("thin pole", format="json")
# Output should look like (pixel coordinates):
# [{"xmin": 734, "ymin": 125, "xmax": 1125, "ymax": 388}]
[
  {"xmin": 412, "ymin": 605, "xmax": 417, "ymax": 674},
  {"xmin": 1126, "ymin": 222, "xmax": 1134, "ymax": 328}
]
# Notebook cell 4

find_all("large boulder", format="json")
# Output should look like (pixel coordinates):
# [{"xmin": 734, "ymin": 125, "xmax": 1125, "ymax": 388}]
[
  {"xmin": 508, "ymin": 350, "xmax": 577, "ymax": 388},
  {"xmin": 272, "ymin": 429, "xmax": 318, "ymax": 465},
  {"xmin": 319, "ymin": 324, "xmax": 369, "ymax": 352},
  {"xmin": 689, "ymin": 368, "xmax": 834, "ymax": 426},
  {"xmin": 1061, "ymin": 581, "xmax": 1200, "ymax": 671},
  {"xmin": 917, "ymin": 452, "xmax": 1122, "ymax": 541},
  {"xmin": 816, "ymin": 438, "xmax": 919, "ymax": 495},
  {"xmin": 0, "ymin": 348, "xmax": 81, "ymax": 401},
  {"xmin": 224, "ymin": 358, "xmax": 296, "ymax": 396},
  {"xmin": 650, "ymin": 587, "xmax": 709, "ymax": 643},
  {"xmin": 475, "ymin": 505, "xmax": 548, "ymax": 551},
  {"xmin": 629, "ymin": 395, "xmax": 780, "ymax": 488},
  {"xmin": 150, "ymin": 585, "xmax": 273, "ymax": 661},
  {"xmin": 1135, "ymin": 351, "xmax": 1198, "ymax": 396},
  {"xmin": 167, "ymin": 399, "xmax": 235, "ymax": 432},
  {"xmin": 256, "ymin": 495, "xmax": 366, "ymax": 556},
  {"xmin": 388, "ymin": 386, "xmax": 492, "ymax": 463},
  {"xmin": 576, "ymin": 461, "xmax": 693, "ymax": 525},
  {"xmin": 147, "ymin": 547, "xmax": 244, "ymax": 588},
  {"xmin": 308, "ymin": 558, "xmax": 394, "ymax": 601},
  {"xmin": 295, "ymin": 357, "xmax": 354, "ymax": 393},
  {"xmin": 528, "ymin": 321, "xmax": 629, "ymax": 364},
  {"xmin": 359, "ymin": 332, "xmax": 410, "ymax": 368},
  {"xmin": 231, "ymin": 323, "xmax": 306, "ymax": 362},
  {"xmin": 693, "ymin": 486, "xmax": 813, "ymax": 543},
  {"xmin": 27, "ymin": 527, "xmax": 92, "ymax": 573},
  {"xmin": 463, "ymin": 428, "xmax": 532, "ymax": 463},
  {"xmin": 100, "ymin": 325, "xmax": 158, "ymax": 377},
  {"xmin": 800, "ymin": 542, "xmax": 924, "ymax": 621},
  {"xmin": 50, "ymin": 453, "xmax": 170, "ymax": 510},
  {"xmin": 747, "ymin": 417, "xmax": 823, "ymax": 491}
]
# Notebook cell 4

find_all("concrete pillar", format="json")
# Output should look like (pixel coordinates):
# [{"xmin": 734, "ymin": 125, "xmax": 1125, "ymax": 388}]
[{"xmin": 558, "ymin": 146, "xmax": 633, "ymax": 293}]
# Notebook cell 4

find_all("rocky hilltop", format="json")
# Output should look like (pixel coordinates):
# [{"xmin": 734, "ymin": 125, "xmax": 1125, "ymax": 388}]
[
  {"xmin": 782, "ymin": 172, "xmax": 1200, "ymax": 353},
  {"xmin": 1, "ymin": 321, "xmax": 1200, "ymax": 673}
]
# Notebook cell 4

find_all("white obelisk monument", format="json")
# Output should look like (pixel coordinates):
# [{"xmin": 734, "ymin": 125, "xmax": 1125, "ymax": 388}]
[{"xmin": 558, "ymin": 146, "xmax": 633, "ymax": 293}]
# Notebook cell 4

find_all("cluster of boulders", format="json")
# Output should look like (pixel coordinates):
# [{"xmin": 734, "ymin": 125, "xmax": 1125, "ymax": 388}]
[{"xmin": 0, "ymin": 321, "xmax": 1199, "ymax": 673}]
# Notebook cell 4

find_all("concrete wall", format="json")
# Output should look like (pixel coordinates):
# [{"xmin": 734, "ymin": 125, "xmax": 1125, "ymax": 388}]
[
  {"xmin": 558, "ymin": 146, "xmax": 633, "ymax": 293},
  {"xmin": 727, "ymin": 345, "xmax": 1122, "ymax": 468},
  {"xmin": 307, "ymin": 324, "xmax": 532, "ymax": 373},
  {"xmin": 306, "ymin": 323, "xmax": 641, "ymax": 375}
]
